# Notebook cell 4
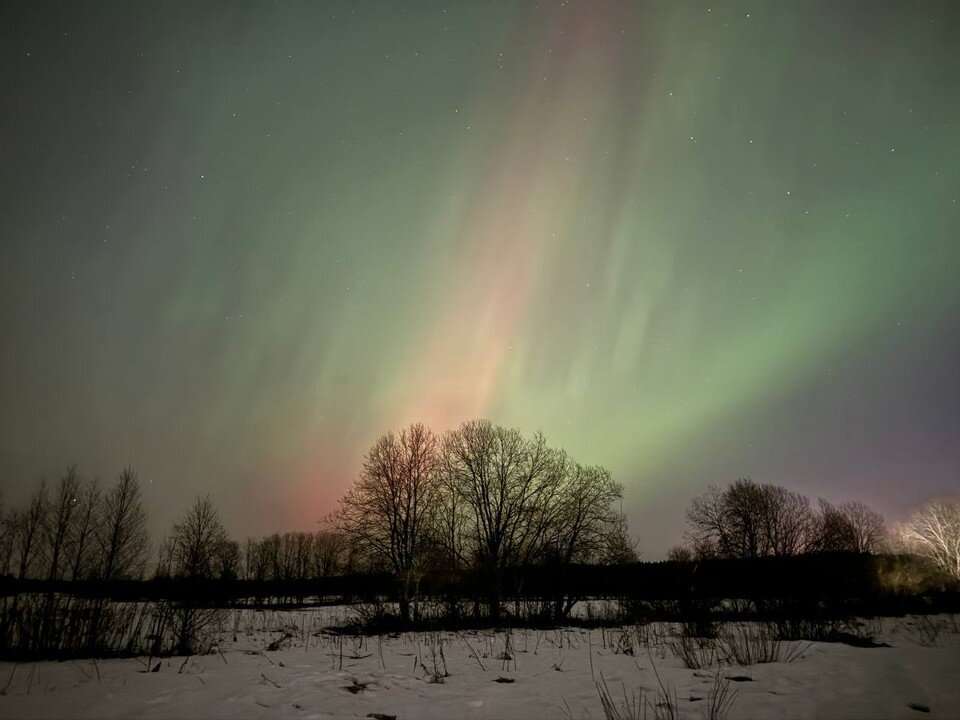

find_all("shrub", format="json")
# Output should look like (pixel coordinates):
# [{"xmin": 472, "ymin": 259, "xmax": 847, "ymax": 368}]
[{"xmin": 717, "ymin": 623, "xmax": 806, "ymax": 665}]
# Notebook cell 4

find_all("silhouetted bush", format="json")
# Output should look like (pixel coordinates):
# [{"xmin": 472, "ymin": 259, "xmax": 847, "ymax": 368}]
[{"xmin": 0, "ymin": 594, "xmax": 172, "ymax": 660}]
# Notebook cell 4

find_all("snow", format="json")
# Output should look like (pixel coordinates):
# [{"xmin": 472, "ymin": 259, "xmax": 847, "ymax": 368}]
[{"xmin": 1, "ymin": 612, "xmax": 958, "ymax": 719}]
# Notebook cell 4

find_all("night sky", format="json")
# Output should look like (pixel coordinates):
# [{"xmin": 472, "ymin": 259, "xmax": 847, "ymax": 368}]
[{"xmin": 1, "ymin": 1, "xmax": 958, "ymax": 557}]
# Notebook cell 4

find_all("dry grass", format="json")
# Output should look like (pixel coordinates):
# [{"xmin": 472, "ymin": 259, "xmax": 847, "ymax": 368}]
[
  {"xmin": 595, "ymin": 672, "xmax": 647, "ymax": 720},
  {"xmin": 701, "ymin": 670, "xmax": 739, "ymax": 720}
]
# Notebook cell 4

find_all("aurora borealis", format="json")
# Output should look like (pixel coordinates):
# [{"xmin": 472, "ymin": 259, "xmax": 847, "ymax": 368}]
[{"xmin": 1, "ymin": 1, "xmax": 958, "ymax": 556}]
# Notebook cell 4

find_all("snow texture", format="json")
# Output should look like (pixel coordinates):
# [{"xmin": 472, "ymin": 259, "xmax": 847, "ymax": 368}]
[{"xmin": 0, "ymin": 611, "xmax": 957, "ymax": 719}]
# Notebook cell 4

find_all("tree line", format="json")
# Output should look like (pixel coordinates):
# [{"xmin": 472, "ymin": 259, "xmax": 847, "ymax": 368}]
[
  {"xmin": 0, "ymin": 467, "xmax": 147, "ymax": 583},
  {"xmin": 2, "ymin": 424, "xmax": 958, "ymax": 617},
  {"xmin": 673, "ymin": 478, "xmax": 887, "ymax": 561}
]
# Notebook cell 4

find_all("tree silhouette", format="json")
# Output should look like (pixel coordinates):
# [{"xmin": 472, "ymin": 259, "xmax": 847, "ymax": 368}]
[
  {"xmin": 15, "ymin": 480, "xmax": 47, "ymax": 579},
  {"xmin": 812, "ymin": 499, "xmax": 885, "ymax": 554},
  {"xmin": 68, "ymin": 478, "xmax": 101, "ymax": 580},
  {"xmin": 336, "ymin": 423, "xmax": 441, "ymax": 623},
  {"xmin": 686, "ymin": 479, "xmax": 813, "ymax": 559},
  {"xmin": 170, "ymin": 495, "xmax": 228, "ymax": 579},
  {"xmin": 44, "ymin": 466, "xmax": 80, "ymax": 581},
  {"xmin": 443, "ymin": 421, "xmax": 571, "ymax": 621},
  {"xmin": 97, "ymin": 468, "xmax": 148, "ymax": 581}
]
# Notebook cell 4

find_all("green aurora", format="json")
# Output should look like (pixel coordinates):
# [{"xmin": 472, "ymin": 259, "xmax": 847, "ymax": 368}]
[{"xmin": 1, "ymin": 1, "xmax": 958, "ymax": 555}]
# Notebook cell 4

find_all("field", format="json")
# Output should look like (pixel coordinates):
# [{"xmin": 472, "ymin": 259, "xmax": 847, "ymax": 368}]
[{"xmin": 0, "ymin": 607, "xmax": 958, "ymax": 719}]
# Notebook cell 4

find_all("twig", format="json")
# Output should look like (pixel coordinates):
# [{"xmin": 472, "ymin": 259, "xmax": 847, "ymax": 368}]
[
  {"xmin": 588, "ymin": 629, "xmax": 594, "ymax": 682},
  {"xmin": 1, "ymin": 665, "xmax": 17, "ymax": 696},
  {"xmin": 463, "ymin": 637, "xmax": 486, "ymax": 672}
]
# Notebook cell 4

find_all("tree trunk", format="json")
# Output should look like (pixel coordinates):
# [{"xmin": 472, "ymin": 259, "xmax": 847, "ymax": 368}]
[
  {"xmin": 552, "ymin": 597, "xmax": 565, "ymax": 623},
  {"xmin": 398, "ymin": 572, "xmax": 412, "ymax": 625},
  {"xmin": 488, "ymin": 591, "xmax": 501, "ymax": 624}
]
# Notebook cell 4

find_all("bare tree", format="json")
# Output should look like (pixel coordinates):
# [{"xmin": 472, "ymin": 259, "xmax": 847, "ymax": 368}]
[
  {"xmin": 667, "ymin": 544, "xmax": 694, "ymax": 562},
  {"xmin": 170, "ymin": 495, "xmax": 228, "ymax": 579},
  {"xmin": 600, "ymin": 512, "xmax": 640, "ymax": 564},
  {"xmin": 97, "ymin": 467, "xmax": 148, "ymax": 580},
  {"xmin": 278, "ymin": 532, "xmax": 297, "ymax": 580},
  {"xmin": 168, "ymin": 601, "xmax": 224, "ymax": 656},
  {"xmin": 44, "ymin": 466, "xmax": 80, "ymax": 581},
  {"xmin": 542, "ymin": 462, "xmax": 628, "ymax": 619},
  {"xmin": 811, "ymin": 499, "xmax": 846, "ymax": 552},
  {"xmin": 68, "ymin": 478, "xmax": 101, "ymax": 580},
  {"xmin": 842, "ymin": 501, "xmax": 886, "ymax": 553},
  {"xmin": 441, "ymin": 421, "xmax": 563, "ymax": 621},
  {"xmin": 763, "ymin": 484, "xmax": 813, "ymax": 556},
  {"xmin": 895, "ymin": 500, "xmax": 960, "ymax": 583},
  {"xmin": 261, "ymin": 533, "xmax": 282, "ymax": 580},
  {"xmin": 435, "ymin": 451, "xmax": 468, "ymax": 571},
  {"xmin": 336, "ymin": 422, "xmax": 441, "ymax": 623},
  {"xmin": 14, "ymin": 480, "xmax": 48, "ymax": 579},
  {"xmin": 165, "ymin": 498, "xmax": 231, "ymax": 657},
  {"xmin": 311, "ymin": 530, "xmax": 346, "ymax": 578},
  {"xmin": 291, "ymin": 531, "xmax": 313, "ymax": 581},
  {"xmin": 547, "ymin": 463, "xmax": 626, "ymax": 567},
  {"xmin": 812, "ymin": 499, "xmax": 885, "ymax": 554},
  {"xmin": 686, "ymin": 479, "xmax": 813, "ymax": 560},
  {"xmin": 154, "ymin": 536, "xmax": 173, "ymax": 579},
  {"xmin": 214, "ymin": 538, "xmax": 240, "ymax": 580},
  {"xmin": 242, "ymin": 537, "xmax": 265, "ymax": 581}
]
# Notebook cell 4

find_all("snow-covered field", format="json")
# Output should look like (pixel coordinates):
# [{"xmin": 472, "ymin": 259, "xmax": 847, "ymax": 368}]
[{"xmin": 1, "ymin": 610, "xmax": 958, "ymax": 719}]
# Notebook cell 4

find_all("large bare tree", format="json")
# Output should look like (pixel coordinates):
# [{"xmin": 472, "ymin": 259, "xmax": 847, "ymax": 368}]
[
  {"xmin": 896, "ymin": 500, "xmax": 960, "ymax": 583},
  {"xmin": 336, "ymin": 422, "xmax": 440, "ymax": 623},
  {"xmin": 441, "ymin": 420, "xmax": 563, "ymax": 620}
]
